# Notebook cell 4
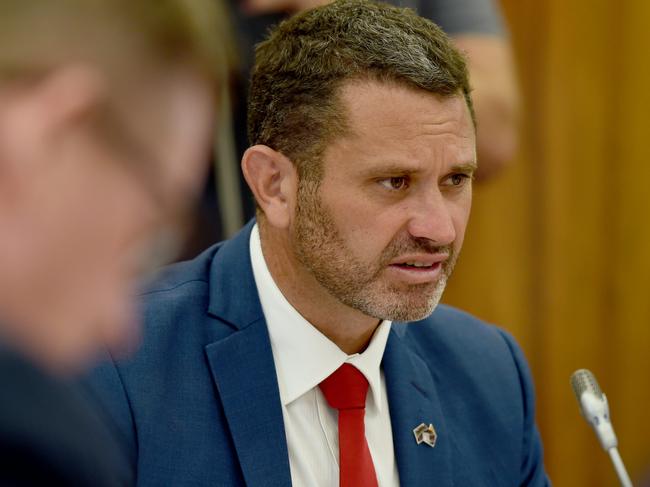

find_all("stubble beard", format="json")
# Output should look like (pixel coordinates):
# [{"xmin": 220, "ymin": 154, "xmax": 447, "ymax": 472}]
[{"xmin": 291, "ymin": 180, "xmax": 458, "ymax": 322}]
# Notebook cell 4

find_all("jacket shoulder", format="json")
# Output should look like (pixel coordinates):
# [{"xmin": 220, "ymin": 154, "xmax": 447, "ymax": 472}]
[
  {"xmin": 395, "ymin": 305, "xmax": 549, "ymax": 486},
  {"xmin": 398, "ymin": 304, "xmax": 535, "ymax": 404},
  {"xmin": 141, "ymin": 244, "xmax": 222, "ymax": 299},
  {"xmin": 397, "ymin": 304, "xmax": 515, "ymax": 360},
  {"xmin": 135, "ymin": 243, "xmax": 230, "ymax": 335}
]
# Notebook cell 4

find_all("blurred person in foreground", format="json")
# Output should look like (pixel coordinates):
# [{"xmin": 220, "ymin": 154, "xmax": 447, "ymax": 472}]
[
  {"xmin": 0, "ymin": 1, "xmax": 230, "ymax": 485},
  {"xmin": 86, "ymin": 1, "xmax": 549, "ymax": 486}
]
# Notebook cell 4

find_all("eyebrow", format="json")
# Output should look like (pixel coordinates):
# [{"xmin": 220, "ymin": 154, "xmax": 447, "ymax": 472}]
[
  {"xmin": 452, "ymin": 162, "xmax": 478, "ymax": 174},
  {"xmin": 360, "ymin": 161, "xmax": 478, "ymax": 177},
  {"xmin": 359, "ymin": 163, "xmax": 421, "ymax": 176}
]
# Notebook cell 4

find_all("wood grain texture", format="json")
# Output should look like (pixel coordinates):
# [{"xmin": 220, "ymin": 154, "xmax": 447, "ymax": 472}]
[{"xmin": 442, "ymin": 0, "xmax": 650, "ymax": 485}]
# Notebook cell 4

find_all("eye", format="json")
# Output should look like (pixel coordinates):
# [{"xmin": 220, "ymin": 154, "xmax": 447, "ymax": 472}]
[
  {"xmin": 379, "ymin": 176, "xmax": 410, "ymax": 191},
  {"xmin": 443, "ymin": 173, "xmax": 471, "ymax": 187}
]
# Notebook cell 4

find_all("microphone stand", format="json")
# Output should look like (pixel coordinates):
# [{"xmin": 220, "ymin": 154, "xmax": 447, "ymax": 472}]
[{"xmin": 608, "ymin": 447, "xmax": 633, "ymax": 487}]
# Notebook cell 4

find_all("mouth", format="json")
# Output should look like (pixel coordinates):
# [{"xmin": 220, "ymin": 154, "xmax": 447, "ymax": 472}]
[
  {"xmin": 386, "ymin": 254, "xmax": 448, "ymax": 284},
  {"xmin": 392, "ymin": 261, "xmax": 438, "ymax": 269}
]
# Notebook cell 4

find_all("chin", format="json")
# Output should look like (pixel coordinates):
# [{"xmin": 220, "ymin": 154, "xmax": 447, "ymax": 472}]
[
  {"xmin": 381, "ymin": 303, "xmax": 440, "ymax": 322},
  {"xmin": 349, "ymin": 290, "xmax": 444, "ymax": 322}
]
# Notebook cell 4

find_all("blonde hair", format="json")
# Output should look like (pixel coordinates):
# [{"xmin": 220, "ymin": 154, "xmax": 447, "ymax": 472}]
[{"xmin": 0, "ymin": 0, "xmax": 234, "ymax": 85}]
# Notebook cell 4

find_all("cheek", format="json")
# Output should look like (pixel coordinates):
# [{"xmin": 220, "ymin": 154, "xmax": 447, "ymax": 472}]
[
  {"xmin": 68, "ymin": 194, "xmax": 148, "ymax": 346},
  {"xmin": 77, "ymin": 171, "xmax": 158, "ymax": 283},
  {"xmin": 451, "ymin": 192, "xmax": 472, "ymax": 250},
  {"xmin": 324, "ymin": 195, "xmax": 402, "ymax": 260}
]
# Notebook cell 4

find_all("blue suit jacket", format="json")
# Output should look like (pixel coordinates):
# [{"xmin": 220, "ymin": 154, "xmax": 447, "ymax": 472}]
[{"xmin": 86, "ymin": 221, "xmax": 550, "ymax": 486}]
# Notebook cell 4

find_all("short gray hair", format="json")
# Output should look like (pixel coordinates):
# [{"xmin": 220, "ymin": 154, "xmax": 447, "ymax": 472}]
[{"xmin": 248, "ymin": 0, "xmax": 473, "ymax": 180}]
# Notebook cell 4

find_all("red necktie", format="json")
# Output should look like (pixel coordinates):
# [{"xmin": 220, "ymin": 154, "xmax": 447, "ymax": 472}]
[{"xmin": 319, "ymin": 363, "xmax": 379, "ymax": 487}]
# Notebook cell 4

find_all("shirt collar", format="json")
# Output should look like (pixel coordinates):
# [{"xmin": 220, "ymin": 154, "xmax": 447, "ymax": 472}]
[{"xmin": 249, "ymin": 224, "xmax": 391, "ymax": 411}]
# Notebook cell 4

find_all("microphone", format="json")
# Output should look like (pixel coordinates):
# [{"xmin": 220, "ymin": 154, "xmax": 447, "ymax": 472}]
[{"xmin": 570, "ymin": 369, "xmax": 633, "ymax": 487}]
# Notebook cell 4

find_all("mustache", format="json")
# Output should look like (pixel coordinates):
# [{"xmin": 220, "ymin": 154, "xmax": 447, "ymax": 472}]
[{"xmin": 381, "ymin": 236, "xmax": 454, "ymax": 263}]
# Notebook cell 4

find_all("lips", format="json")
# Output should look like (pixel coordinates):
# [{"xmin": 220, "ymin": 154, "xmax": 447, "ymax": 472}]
[
  {"xmin": 386, "ymin": 254, "xmax": 448, "ymax": 284},
  {"xmin": 389, "ymin": 253, "xmax": 448, "ymax": 267},
  {"xmin": 398, "ymin": 261, "xmax": 432, "ymax": 268},
  {"xmin": 391, "ymin": 263, "xmax": 438, "ymax": 273}
]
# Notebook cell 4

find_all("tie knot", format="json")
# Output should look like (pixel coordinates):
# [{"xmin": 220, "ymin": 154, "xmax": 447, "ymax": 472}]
[{"xmin": 319, "ymin": 363, "xmax": 369, "ymax": 411}]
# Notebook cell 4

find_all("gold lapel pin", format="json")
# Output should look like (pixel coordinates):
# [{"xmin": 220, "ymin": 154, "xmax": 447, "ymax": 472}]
[{"xmin": 413, "ymin": 423, "xmax": 437, "ymax": 448}]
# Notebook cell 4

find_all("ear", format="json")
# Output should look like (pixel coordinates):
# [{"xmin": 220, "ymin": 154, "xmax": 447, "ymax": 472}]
[
  {"xmin": 241, "ymin": 145, "xmax": 298, "ymax": 229},
  {"xmin": 0, "ymin": 65, "xmax": 107, "ymax": 204}
]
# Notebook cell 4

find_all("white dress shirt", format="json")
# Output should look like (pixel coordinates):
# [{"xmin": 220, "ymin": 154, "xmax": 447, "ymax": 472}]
[{"xmin": 250, "ymin": 224, "xmax": 400, "ymax": 487}]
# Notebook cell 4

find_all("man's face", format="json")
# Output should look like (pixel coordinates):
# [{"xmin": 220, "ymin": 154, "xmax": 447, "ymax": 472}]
[
  {"xmin": 0, "ymin": 65, "xmax": 214, "ymax": 370},
  {"xmin": 291, "ymin": 81, "xmax": 475, "ymax": 322}
]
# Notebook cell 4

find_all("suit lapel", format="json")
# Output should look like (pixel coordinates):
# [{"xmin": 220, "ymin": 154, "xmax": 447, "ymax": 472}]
[
  {"xmin": 203, "ymin": 222, "xmax": 292, "ymax": 487},
  {"xmin": 205, "ymin": 319, "xmax": 291, "ymax": 487},
  {"xmin": 383, "ymin": 324, "xmax": 453, "ymax": 487}
]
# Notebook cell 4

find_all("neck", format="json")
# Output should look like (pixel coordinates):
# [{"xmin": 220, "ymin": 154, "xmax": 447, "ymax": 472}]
[
  {"xmin": 0, "ymin": 304, "xmax": 71, "ymax": 376},
  {"xmin": 0, "ymin": 255, "xmax": 81, "ymax": 376},
  {"xmin": 259, "ymin": 223, "xmax": 380, "ymax": 355}
]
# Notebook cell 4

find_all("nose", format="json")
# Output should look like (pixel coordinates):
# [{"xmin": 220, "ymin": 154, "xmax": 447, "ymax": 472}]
[{"xmin": 405, "ymin": 189, "xmax": 456, "ymax": 247}]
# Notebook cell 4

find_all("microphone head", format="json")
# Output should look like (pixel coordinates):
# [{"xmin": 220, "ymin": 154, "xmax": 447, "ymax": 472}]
[
  {"xmin": 570, "ymin": 368, "xmax": 618, "ymax": 450},
  {"xmin": 570, "ymin": 368, "xmax": 603, "ymax": 401}
]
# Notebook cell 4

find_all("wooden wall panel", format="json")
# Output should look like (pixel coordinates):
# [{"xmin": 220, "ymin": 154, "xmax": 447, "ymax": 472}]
[
  {"xmin": 609, "ymin": 0, "xmax": 650, "ymax": 481},
  {"xmin": 443, "ymin": 0, "xmax": 650, "ymax": 485}
]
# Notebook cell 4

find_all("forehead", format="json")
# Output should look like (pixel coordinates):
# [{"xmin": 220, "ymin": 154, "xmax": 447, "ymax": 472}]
[
  {"xmin": 114, "ymin": 66, "xmax": 214, "ymax": 150},
  {"xmin": 323, "ymin": 80, "xmax": 476, "ymax": 174}
]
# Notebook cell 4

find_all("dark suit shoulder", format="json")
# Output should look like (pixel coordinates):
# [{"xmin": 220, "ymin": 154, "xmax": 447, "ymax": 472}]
[
  {"xmin": 395, "ymin": 304, "xmax": 532, "ymax": 435},
  {"xmin": 141, "ymin": 243, "xmax": 222, "ymax": 298},
  {"xmin": 397, "ymin": 304, "xmax": 533, "ymax": 406},
  {"xmin": 82, "ymin": 233, "xmax": 256, "ymax": 486},
  {"xmin": 135, "ymin": 243, "xmax": 234, "ymax": 338},
  {"xmin": 0, "ymin": 347, "xmax": 131, "ymax": 486},
  {"xmin": 397, "ymin": 304, "xmax": 513, "ymax": 362},
  {"xmin": 393, "ymin": 305, "xmax": 549, "ymax": 486}
]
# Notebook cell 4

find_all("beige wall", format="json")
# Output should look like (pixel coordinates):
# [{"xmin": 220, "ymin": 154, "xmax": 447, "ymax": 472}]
[{"xmin": 442, "ymin": 0, "xmax": 650, "ymax": 485}]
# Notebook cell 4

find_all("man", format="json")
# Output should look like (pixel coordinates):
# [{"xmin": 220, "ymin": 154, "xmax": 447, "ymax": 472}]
[
  {"xmin": 0, "ymin": 0, "xmax": 230, "ymax": 484},
  {"xmin": 87, "ymin": 1, "xmax": 549, "ymax": 486}
]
